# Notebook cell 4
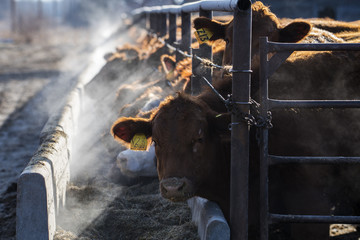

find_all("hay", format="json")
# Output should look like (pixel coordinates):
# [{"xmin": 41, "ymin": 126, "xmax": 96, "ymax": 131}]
[{"xmin": 55, "ymin": 178, "xmax": 199, "ymax": 240}]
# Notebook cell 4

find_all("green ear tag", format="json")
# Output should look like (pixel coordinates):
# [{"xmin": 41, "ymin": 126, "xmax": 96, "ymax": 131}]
[
  {"xmin": 194, "ymin": 28, "xmax": 214, "ymax": 44},
  {"xmin": 130, "ymin": 133, "xmax": 148, "ymax": 151}
]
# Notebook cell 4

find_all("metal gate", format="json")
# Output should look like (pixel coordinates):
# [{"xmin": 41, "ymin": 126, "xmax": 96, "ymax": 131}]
[{"xmin": 258, "ymin": 37, "xmax": 360, "ymax": 240}]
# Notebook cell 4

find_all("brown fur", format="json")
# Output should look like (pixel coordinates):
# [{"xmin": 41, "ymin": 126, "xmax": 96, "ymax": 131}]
[
  {"xmin": 111, "ymin": 2, "xmax": 360, "ymax": 239},
  {"xmin": 194, "ymin": 1, "xmax": 311, "ymax": 64}
]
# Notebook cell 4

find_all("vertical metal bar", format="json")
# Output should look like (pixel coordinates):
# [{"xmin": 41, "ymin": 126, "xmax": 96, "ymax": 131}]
[
  {"xmin": 259, "ymin": 36, "xmax": 270, "ymax": 240},
  {"xmin": 149, "ymin": 13, "xmax": 156, "ymax": 33},
  {"xmin": 37, "ymin": 0, "xmax": 43, "ymax": 21},
  {"xmin": 145, "ymin": 13, "xmax": 150, "ymax": 30},
  {"xmin": 154, "ymin": 13, "xmax": 160, "ymax": 34},
  {"xmin": 199, "ymin": 9, "xmax": 213, "ymax": 83},
  {"xmin": 191, "ymin": 48, "xmax": 202, "ymax": 95},
  {"xmin": 159, "ymin": 13, "xmax": 167, "ymax": 37},
  {"xmin": 180, "ymin": 11, "xmax": 191, "ymax": 61},
  {"xmin": 52, "ymin": 0, "xmax": 58, "ymax": 26},
  {"xmin": 10, "ymin": 0, "xmax": 16, "ymax": 32},
  {"xmin": 230, "ymin": 1, "xmax": 252, "ymax": 240},
  {"xmin": 168, "ymin": 13, "xmax": 177, "ymax": 44},
  {"xmin": 173, "ymin": 42, "xmax": 182, "ymax": 64},
  {"xmin": 190, "ymin": 10, "xmax": 213, "ymax": 95}
]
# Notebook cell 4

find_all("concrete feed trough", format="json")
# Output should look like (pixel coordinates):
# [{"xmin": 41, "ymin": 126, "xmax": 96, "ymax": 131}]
[{"xmin": 16, "ymin": 29, "xmax": 230, "ymax": 240}]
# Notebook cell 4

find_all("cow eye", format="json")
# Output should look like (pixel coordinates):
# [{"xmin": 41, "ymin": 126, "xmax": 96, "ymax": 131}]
[
  {"xmin": 192, "ymin": 138, "xmax": 203, "ymax": 144},
  {"xmin": 225, "ymin": 38, "xmax": 230, "ymax": 44},
  {"xmin": 152, "ymin": 139, "xmax": 157, "ymax": 146}
]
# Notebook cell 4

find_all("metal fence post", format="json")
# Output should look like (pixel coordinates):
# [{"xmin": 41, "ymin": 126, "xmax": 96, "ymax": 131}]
[
  {"xmin": 199, "ymin": 9, "xmax": 213, "ymax": 83},
  {"xmin": 168, "ymin": 13, "xmax": 177, "ymax": 44},
  {"xmin": 149, "ymin": 13, "xmax": 156, "ymax": 33},
  {"xmin": 230, "ymin": 1, "xmax": 252, "ymax": 240},
  {"xmin": 191, "ymin": 48, "xmax": 202, "ymax": 95},
  {"xmin": 159, "ymin": 13, "xmax": 167, "ymax": 37},
  {"xmin": 179, "ymin": 11, "xmax": 191, "ymax": 61},
  {"xmin": 11, "ymin": 0, "xmax": 16, "ymax": 32},
  {"xmin": 259, "ymin": 36, "xmax": 270, "ymax": 240},
  {"xmin": 191, "ymin": 9, "xmax": 213, "ymax": 95}
]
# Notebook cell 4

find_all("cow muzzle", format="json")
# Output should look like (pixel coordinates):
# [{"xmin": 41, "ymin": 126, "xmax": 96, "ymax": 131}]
[{"xmin": 160, "ymin": 177, "xmax": 194, "ymax": 202}]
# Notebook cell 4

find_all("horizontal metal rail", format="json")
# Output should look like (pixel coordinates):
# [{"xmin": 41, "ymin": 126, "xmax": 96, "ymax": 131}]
[
  {"xmin": 132, "ymin": 0, "xmax": 239, "ymax": 15},
  {"xmin": 259, "ymin": 36, "xmax": 360, "ymax": 239},
  {"xmin": 270, "ymin": 214, "xmax": 360, "ymax": 224},
  {"xmin": 268, "ymin": 99, "xmax": 360, "ymax": 109},
  {"xmin": 269, "ymin": 155, "xmax": 360, "ymax": 165},
  {"xmin": 268, "ymin": 41, "xmax": 360, "ymax": 52}
]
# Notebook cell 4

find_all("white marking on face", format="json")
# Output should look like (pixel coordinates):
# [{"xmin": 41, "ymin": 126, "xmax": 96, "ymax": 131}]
[{"xmin": 198, "ymin": 128, "xmax": 202, "ymax": 136}]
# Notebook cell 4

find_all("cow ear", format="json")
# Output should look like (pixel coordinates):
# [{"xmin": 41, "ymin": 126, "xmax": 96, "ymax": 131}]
[
  {"xmin": 193, "ymin": 17, "xmax": 227, "ymax": 42},
  {"xmin": 161, "ymin": 55, "xmax": 176, "ymax": 74},
  {"xmin": 111, "ymin": 117, "xmax": 152, "ymax": 147},
  {"xmin": 278, "ymin": 21, "xmax": 312, "ymax": 43}
]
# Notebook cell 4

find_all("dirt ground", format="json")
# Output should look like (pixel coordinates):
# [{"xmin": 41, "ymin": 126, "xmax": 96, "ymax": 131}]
[{"xmin": 0, "ymin": 21, "xmax": 131, "ymax": 239}]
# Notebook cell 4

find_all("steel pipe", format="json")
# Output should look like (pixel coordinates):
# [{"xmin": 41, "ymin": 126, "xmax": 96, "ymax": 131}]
[
  {"xmin": 269, "ymin": 155, "xmax": 360, "ymax": 165},
  {"xmin": 132, "ymin": 0, "xmax": 241, "ymax": 15},
  {"xmin": 230, "ymin": 2, "xmax": 252, "ymax": 240},
  {"xmin": 268, "ymin": 99, "xmax": 360, "ymax": 110},
  {"xmin": 268, "ymin": 41, "xmax": 360, "ymax": 52},
  {"xmin": 270, "ymin": 213, "xmax": 360, "ymax": 224}
]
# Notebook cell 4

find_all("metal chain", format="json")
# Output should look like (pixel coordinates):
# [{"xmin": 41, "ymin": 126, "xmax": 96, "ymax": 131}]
[
  {"xmin": 148, "ymin": 32, "xmax": 272, "ymax": 129},
  {"xmin": 201, "ymin": 76, "xmax": 272, "ymax": 129},
  {"xmin": 226, "ymin": 95, "xmax": 273, "ymax": 129},
  {"xmin": 148, "ymin": 32, "xmax": 245, "ymax": 74}
]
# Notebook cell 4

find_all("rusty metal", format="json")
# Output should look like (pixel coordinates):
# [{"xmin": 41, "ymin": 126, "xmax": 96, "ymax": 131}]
[{"xmin": 230, "ymin": 1, "xmax": 252, "ymax": 240}]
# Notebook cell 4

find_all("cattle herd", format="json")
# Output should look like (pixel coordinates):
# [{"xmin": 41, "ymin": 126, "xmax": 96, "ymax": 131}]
[{"xmin": 104, "ymin": 1, "xmax": 360, "ymax": 239}]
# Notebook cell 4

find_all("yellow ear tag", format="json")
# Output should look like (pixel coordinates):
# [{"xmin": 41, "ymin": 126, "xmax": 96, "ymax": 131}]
[
  {"xmin": 166, "ymin": 70, "xmax": 175, "ymax": 81},
  {"xmin": 130, "ymin": 133, "xmax": 148, "ymax": 151},
  {"xmin": 194, "ymin": 28, "xmax": 214, "ymax": 44}
]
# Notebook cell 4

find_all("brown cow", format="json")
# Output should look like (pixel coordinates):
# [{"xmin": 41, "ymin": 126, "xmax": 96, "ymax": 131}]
[
  {"xmin": 111, "ymin": 75, "xmax": 347, "ymax": 240},
  {"xmin": 192, "ymin": 1, "xmax": 360, "ymax": 239},
  {"xmin": 111, "ymin": 74, "xmax": 231, "ymax": 211},
  {"xmin": 192, "ymin": 2, "xmax": 360, "ymax": 66},
  {"xmin": 193, "ymin": 1, "xmax": 312, "ymax": 65},
  {"xmin": 112, "ymin": 2, "xmax": 360, "ymax": 239}
]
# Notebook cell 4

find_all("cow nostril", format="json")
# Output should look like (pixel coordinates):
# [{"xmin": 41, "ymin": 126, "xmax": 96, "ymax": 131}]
[
  {"xmin": 161, "ymin": 184, "xmax": 168, "ymax": 194},
  {"xmin": 177, "ymin": 182, "xmax": 185, "ymax": 192}
]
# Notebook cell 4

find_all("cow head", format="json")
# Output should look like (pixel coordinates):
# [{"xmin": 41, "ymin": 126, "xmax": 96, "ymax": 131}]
[
  {"xmin": 193, "ymin": 1, "xmax": 311, "ymax": 65},
  {"xmin": 160, "ymin": 54, "xmax": 192, "ymax": 94},
  {"xmin": 111, "ymin": 93, "xmax": 230, "ymax": 203}
]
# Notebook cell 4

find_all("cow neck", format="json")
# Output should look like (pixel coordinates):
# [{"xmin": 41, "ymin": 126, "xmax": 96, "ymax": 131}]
[{"xmin": 198, "ymin": 75, "xmax": 232, "ymax": 113}]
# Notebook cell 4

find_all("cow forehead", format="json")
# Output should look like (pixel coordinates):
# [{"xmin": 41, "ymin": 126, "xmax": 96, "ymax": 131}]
[
  {"xmin": 153, "ymin": 110, "xmax": 207, "ymax": 138},
  {"xmin": 152, "ymin": 98, "xmax": 208, "ymax": 140}
]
